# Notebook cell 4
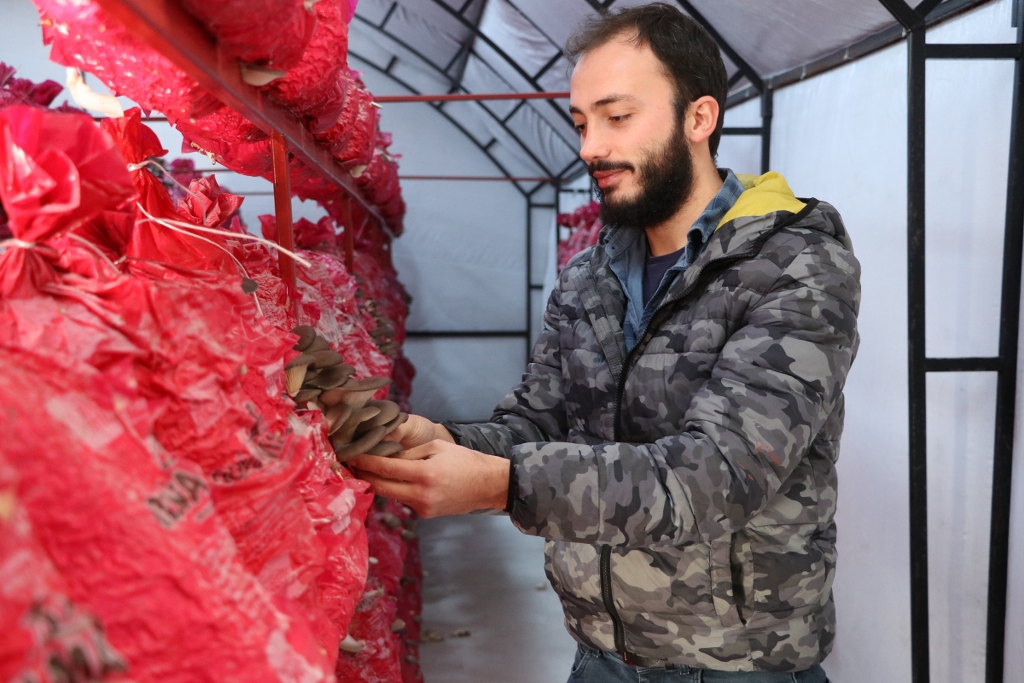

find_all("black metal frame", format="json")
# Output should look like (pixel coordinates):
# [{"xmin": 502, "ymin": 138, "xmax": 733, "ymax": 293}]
[
  {"xmin": 354, "ymin": 3, "xmax": 1024, "ymax": 679},
  {"xmin": 876, "ymin": 1, "xmax": 1024, "ymax": 682}
]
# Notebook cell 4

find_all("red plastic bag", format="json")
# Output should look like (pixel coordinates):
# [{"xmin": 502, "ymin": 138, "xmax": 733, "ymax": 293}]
[
  {"xmin": 0, "ymin": 454, "xmax": 128, "ymax": 683},
  {"xmin": 177, "ymin": 0, "xmax": 315, "ymax": 70},
  {"xmin": 265, "ymin": 0, "xmax": 349, "ymax": 127},
  {"xmin": 0, "ymin": 348, "xmax": 334, "ymax": 683}
]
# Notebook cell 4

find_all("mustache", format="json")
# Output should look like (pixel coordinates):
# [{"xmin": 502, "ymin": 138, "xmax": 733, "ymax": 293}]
[{"xmin": 588, "ymin": 160, "xmax": 635, "ymax": 176}]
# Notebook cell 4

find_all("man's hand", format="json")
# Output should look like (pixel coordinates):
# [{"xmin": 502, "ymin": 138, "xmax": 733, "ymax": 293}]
[
  {"xmin": 384, "ymin": 413, "xmax": 454, "ymax": 450},
  {"xmin": 349, "ymin": 440, "xmax": 509, "ymax": 518}
]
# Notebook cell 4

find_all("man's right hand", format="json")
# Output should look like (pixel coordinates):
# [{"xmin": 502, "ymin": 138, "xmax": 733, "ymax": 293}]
[{"xmin": 385, "ymin": 413, "xmax": 455, "ymax": 450}]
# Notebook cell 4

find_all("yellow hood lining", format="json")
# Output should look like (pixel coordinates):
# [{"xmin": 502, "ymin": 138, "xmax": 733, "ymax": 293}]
[{"xmin": 717, "ymin": 172, "xmax": 807, "ymax": 229}]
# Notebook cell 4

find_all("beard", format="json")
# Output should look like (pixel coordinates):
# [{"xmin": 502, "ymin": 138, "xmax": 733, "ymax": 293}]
[{"xmin": 590, "ymin": 122, "xmax": 694, "ymax": 230}]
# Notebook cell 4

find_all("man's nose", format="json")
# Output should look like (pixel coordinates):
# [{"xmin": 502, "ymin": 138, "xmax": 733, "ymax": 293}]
[{"xmin": 579, "ymin": 128, "xmax": 610, "ymax": 166}]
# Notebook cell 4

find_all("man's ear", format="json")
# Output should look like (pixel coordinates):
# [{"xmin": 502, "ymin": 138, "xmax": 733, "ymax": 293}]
[{"xmin": 686, "ymin": 95, "xmax": 720, "ymax": 145}]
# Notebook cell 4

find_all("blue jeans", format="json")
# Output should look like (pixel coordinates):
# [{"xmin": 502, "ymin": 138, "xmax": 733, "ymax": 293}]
[{"xmin": 567, "ymin": 645, "xmax": 830, "ymax": 683}]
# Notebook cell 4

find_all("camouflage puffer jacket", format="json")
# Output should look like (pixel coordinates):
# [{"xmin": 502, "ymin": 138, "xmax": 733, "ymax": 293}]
[{"xmin": 447, "ymin": 173, "xmax": 861, "ymax": 672}]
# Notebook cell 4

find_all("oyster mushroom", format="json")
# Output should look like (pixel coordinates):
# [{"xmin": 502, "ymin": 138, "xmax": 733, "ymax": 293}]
[
  {"xmin": 306, "ymin": 364, "xmax": 354, "ymax": 390},
  {"xmin": 310, "ymin": 349, "xmax": 344, "ymax": 369},
  {"xmin": 284, "ymin": 354, "xmax": 315, "ymax": 396},
  {"xmin": 355, "ymin": 400, "xmax": 401, "ymax": 432},
  {"xmin": 334, "ymin": 376, "xmax": 392, "ymax": 410},
  {"xmin": 333, "ymin": 425, "xmax": 389, "ymax": 462},
  {"xmin": 366, "ymin": 440, "xmax": 403, "ymax": 457},
  {"xmin": 291, "ymin": 325, "xmax": 317, "ymax": 352},
  {"xmin": 306, "ymin": 336, "xmax": 331, "ymax": 354}
]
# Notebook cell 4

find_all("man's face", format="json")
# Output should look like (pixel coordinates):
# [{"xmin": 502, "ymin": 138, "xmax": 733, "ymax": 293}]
[{"xmin": 570, "ymin": 36, "xmax": 694, "ymax": 229}]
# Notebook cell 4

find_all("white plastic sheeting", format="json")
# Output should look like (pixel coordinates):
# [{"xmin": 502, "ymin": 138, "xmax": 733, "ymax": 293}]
[{"xmin": 764, "ymin": 1, "xmax": 1021, "ymax": 681}]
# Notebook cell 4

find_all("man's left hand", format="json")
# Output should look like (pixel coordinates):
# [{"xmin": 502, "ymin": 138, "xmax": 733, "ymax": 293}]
[{"xmin": 349, "ymin": 440, "xmax": 510, "ymax": 518}]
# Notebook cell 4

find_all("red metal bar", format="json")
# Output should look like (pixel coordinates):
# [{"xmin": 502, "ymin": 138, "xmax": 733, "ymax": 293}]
[
  {"xmin": 342, "ymin": 198, "xmax": 355, "ymax": 273},
  {"xmin": 93, "ymin": 0, "xmax": 392, "ymax": 237},
  {"xmin": 374, "ymin": 91, "xmax": 569, "ymax": 103},
  {"xmin": 399, "ymin": 174, "xmax": 556, "ymax": 182},
  {"xmin": 271, "ymin": 132, "xmax": 297, "ymax": 294}
]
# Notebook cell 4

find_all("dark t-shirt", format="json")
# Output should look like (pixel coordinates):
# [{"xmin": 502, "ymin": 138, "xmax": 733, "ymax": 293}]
[{"xmin": 642, "ymin": 246, "xmax": 686, "ymax": 308}]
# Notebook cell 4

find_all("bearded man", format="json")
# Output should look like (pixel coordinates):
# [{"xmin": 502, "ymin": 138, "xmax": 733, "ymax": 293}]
[{"xmin": 351, "ymin": 4, "xmax": 860, "ymax": 681}]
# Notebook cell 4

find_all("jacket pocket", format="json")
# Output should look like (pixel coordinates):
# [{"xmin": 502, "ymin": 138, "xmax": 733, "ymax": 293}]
[
  {"xmin": 709, "ymin": 537, "xmax": 744, "ymax": 628},
  {"xmin": 746, "ymin": 524, "xmax": 834, "ymax": 613}
]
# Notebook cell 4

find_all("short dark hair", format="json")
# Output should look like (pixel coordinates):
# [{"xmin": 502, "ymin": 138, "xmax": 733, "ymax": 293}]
[{"xmin": 565, "ymin": 3, "xmax": 728, "ymax": 156}]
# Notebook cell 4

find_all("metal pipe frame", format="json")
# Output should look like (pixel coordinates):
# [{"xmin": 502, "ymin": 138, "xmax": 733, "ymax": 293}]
[
  {"xmin": 348, "ymin": 51, "xmax": 534, "ymax": 199},
  {"xmin": 375, "ymin": 91, "xmax": 569, "ymax": 103},
  {"xmin": 422, "ymin": 0, "xmax": 578, "ymax": 131},
  {"xmin": 349, "ymin": 15, "xmax": 569, "ymax": 181},
  {"xmin": 878, "ymin": 0, "xmax": 1024, "ymax": 680},
  {"xmin": 727, "ymin": 0, "xmax": 996, "ymax": 108},
  {"xmin": 92, "ymin": 0, "xmax": 390, "ymax": 234}
]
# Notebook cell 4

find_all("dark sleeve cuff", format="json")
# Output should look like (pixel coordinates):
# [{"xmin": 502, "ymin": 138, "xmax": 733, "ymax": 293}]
[{"xmin": 503, "ymin": 457, "xmax": 517, "ymax": 514}]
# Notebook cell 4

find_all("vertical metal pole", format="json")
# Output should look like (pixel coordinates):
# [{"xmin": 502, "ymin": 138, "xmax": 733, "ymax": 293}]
[
  {"xmin": 526, "ymin": 191, "xmax": 533, "ymax": 365},
  {"xmin": 906, "ymin": 25, "xmax": 930, "ymax": 683},
  {"xmin": 342, "ymin": 198, "xmax": 355, "ymax": 273},
  {"xmin": 985, "ymin": 16, "xmax": 1024, "ymax": 683},
  {"xmin": 760, "ymin": 88, "xmax": 773, "ymax": 174},
  {"xmin": 271, "ymin": 131, "xmax": 297, "ymax": 302}
]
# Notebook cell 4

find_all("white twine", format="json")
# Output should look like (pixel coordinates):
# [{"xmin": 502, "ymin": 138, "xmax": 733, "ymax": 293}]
[
  {"xmin": 127, "ymin": 158, "xmax": 210, "ymax": 223},
  {"xmin": 0, "ymin": 238, "xmax": 36, "ymax": 251},
  {"xmin": 134, "ymin": 204, "xmax": 312, "ymax": 268},
  {"xmin": 135, "ymin": 204, "xmax": 264, "ymax": 317}
]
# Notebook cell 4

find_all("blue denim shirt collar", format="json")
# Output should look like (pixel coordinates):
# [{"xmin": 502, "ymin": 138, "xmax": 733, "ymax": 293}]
[{"xmin": 605, "ymin": 168, "xmax": 746, "ymax": 351}]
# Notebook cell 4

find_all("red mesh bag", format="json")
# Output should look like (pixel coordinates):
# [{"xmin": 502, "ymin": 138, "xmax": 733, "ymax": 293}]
[
  {"xmin": 0, "ymin": 455, "xmax": 128, "ymax": 683},
  {"xmin": 557, "ymin": 200, "xmax": 602, "ymax": 272},
  {"xmin": 264, "ymin": 0, "xmax": 349, "ymax": 129},
  {"xmin": 0, "ymin": 61, "xmax": 64, "ymax": 111},
  {"xmin": 0, "ymin": 349, "xmax": 333, "ymax": 683},
  {"xmin": 36, "ymin": 0, "xmax": 221, "ymax": 125},
  {"xmin": 178, "ymin": 0, "xmax": 315, "ymax": 70}
]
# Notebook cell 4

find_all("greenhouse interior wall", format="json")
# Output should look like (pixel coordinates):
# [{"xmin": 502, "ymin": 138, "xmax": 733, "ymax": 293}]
[{"xmin": 2, "ymin": 0, "xmax": 1023, "ymax": 681}]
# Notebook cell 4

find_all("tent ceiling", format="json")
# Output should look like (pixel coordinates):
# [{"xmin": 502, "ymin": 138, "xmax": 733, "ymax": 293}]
[{"xmin": 350, "ymin": 0, "xmax": 992, "ymax": 187}]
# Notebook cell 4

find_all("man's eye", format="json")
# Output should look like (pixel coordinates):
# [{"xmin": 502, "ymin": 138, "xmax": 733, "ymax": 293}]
[
  {"xmin": 575, "ymin": 124, "xmax": 586, "ymax": 133},
  {"xmin": 610, "ymin": 114, "xmax": 630, "ymax": 123}
]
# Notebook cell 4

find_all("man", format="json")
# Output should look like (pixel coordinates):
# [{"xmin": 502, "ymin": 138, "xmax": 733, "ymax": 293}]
[{"xmin": 352, "ymin": 4, "xmax": 860, "ymax": 681}]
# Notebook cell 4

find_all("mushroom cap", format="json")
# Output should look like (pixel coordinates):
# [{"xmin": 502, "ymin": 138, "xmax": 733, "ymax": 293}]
[
  {"xmin": 310, "ymin": 350, "xmax": 344, "ymax": 369},
  {"xmin": 294, "ymin": 388, "xmax": 321, "ymax": 403},
  {"xmin": 306, "ymin": 336, "xmax": 331, "ymax": 354},
  {"xmin": 366, "ymin": 440, "xmax": 403, "ymax": 457},
  {"xmin": 333, "ymin": 425, "xmax": 389, "ymax": 461},
  {"xmin": 319, "ymin": 387, "xmax": 346, "ymax": 407},
  {"xmin": 306, "ymin": 365, "xmax": 354, "ymax": 390},
  {"xmin": 344, "ymin": 376, "xmax": 391, "ymax": 392},
  {"xmin": 324, "ymin": 403, "xmax": 353, "ymax": 433},
  {"xmin": 291, "ymin": 325, "xmax": 317, "ymax": 352},
  {"xmin": 357, "ymin": 400, "xmax": 401, "ymax": 431},
  {"xmin": 330, "ymin": 404, "xmax": 379, "ymax": 440},
  {"xmin": 383, "ymin": 412, "xmax": 408, "ymax": 434},
  {"xmin": 285, "ymin": 353, "xmax": 316, "ymax": 370}
]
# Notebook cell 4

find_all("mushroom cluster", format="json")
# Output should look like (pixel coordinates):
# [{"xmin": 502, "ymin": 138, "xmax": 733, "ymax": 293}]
[{"xmin": 287, "ymin": 325, "xmax": 408, "ymax": 465}]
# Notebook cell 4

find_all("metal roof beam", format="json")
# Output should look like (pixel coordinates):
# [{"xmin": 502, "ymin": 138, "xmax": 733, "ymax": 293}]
[
  {"xmin": 349, "ymin": 51, "xmax": 532, "ymax": 198},
  {"xmin": 422, "ymin": 0, "xmax": 577, "ymax": 129},
  {"xmin": 878, "ymin": 0, "xmax": 923, "ymax": 30},
  {"xmin": 673, "ymin": 0, "xmax": 764, "ymax": 92},
  {"xmin": 350, "ymin": 15, "xmax": 561, "ymax": 178},
  {"xmin": 726, "ymin": 0, "xmax": 995, "ymax": 109}
]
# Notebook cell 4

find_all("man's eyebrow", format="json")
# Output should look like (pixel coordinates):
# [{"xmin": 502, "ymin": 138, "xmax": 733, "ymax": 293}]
[{"xmin": 569, "ymin": 94, "xmax": 636, "ymax": 115}]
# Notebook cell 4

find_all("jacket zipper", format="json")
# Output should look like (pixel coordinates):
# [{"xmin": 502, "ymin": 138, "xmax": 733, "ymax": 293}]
[
  {"xmin": 600, "ymin": 252, "xmax": 747, "ymax": 659},
  {"xmin": 595, "ymin": 204, "xmax": 818, "ymax": 656}
]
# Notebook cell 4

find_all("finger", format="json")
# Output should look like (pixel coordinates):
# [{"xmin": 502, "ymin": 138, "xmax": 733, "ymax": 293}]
[
  {"xmin": 391, "ymin": 446, "xmax": 431, "ymax": 461},
  {"xmin": 398, "ymin": 440, "xmax": 445, "ymax": 461},
  {"xmin": 349, "ymin": 454, "xmax": 426, "ymax": 481},
  {"xmin": 355, "ymin": 470, "xmax": 420, "ymax": 502}
]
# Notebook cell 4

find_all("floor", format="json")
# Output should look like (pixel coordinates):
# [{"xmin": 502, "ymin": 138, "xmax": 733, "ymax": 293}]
[{"xmin": 418, "ymin": 514, "xmax": 577, "ymax": 683}]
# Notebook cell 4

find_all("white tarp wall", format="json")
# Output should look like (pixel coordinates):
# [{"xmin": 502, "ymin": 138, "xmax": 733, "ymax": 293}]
[{"xmin": 719, "ymin": 2, "xmax": 1023, "ymax": 681}]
